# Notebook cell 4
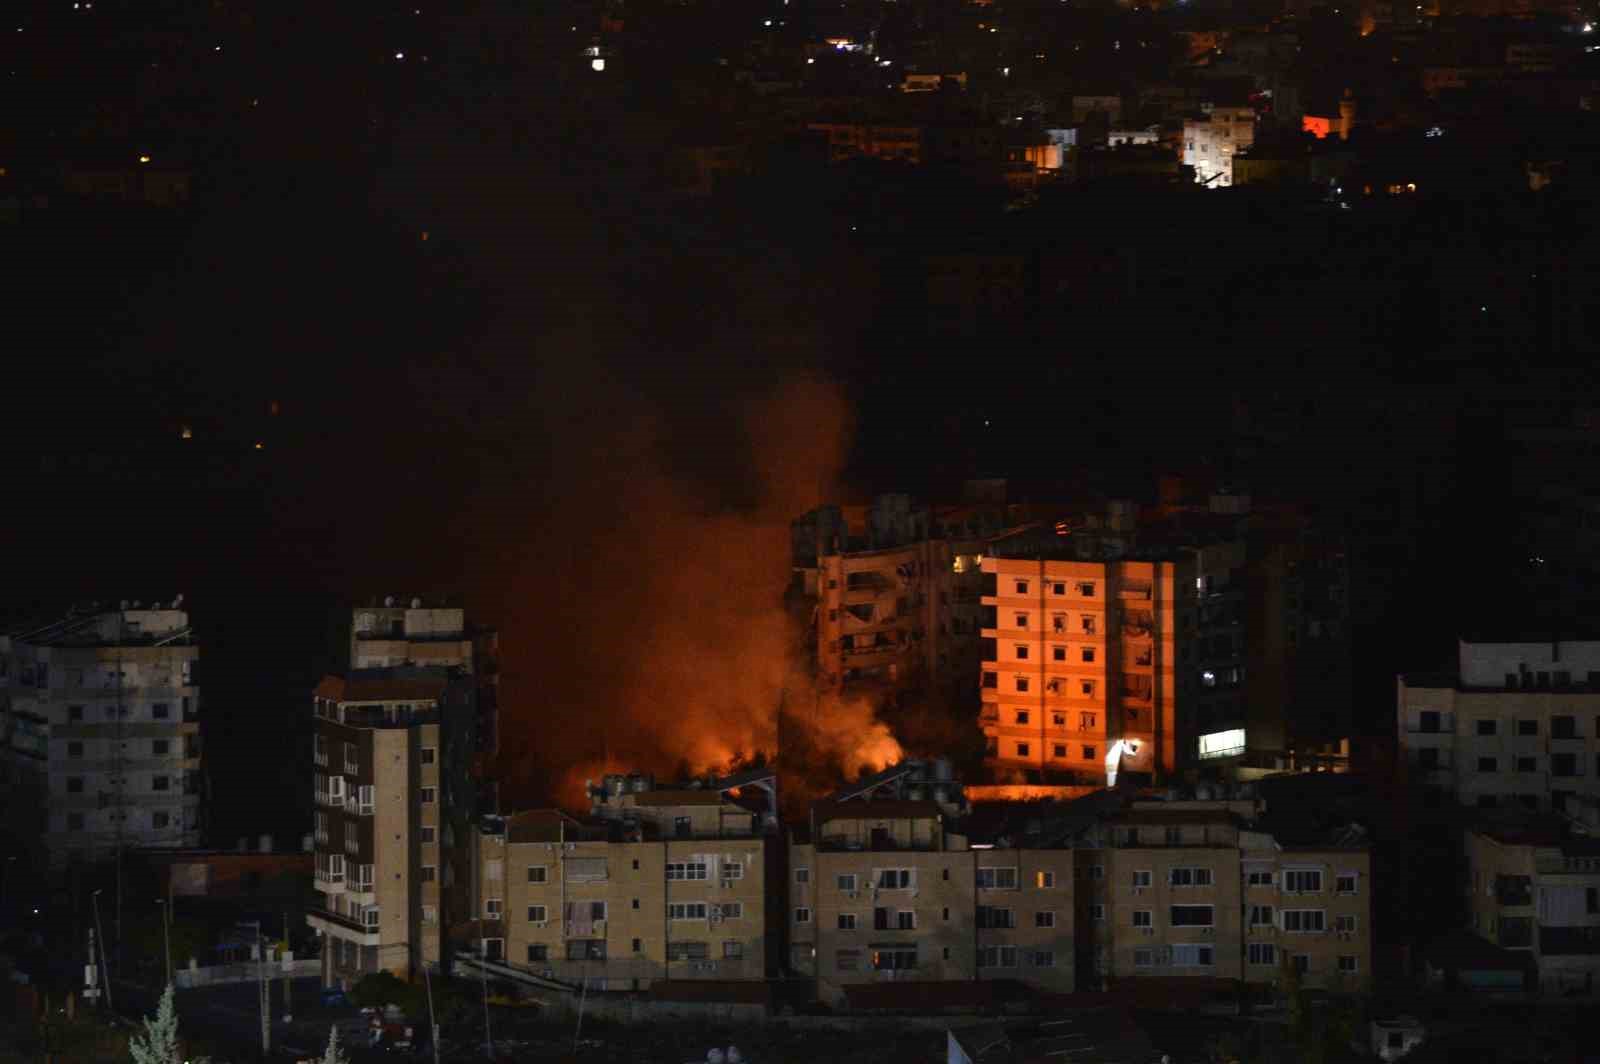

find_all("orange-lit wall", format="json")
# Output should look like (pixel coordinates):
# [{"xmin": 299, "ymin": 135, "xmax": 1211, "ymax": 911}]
[{"xmin": 1302, "ymin": 116, "xmax": 1334, "ymax": 139}]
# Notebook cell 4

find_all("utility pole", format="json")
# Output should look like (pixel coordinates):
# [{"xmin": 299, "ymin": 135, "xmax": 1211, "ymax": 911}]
[
  {"xmin": 91, "ymin": 890, "xmax": 112, "ymax": 1014},
  {"xmin": 282, "ymin": 910, "xmax": 292, "ymax": 1023},
  {"xmin": 239, "ymin": 920, "xmax": 268, "ymax": 1056}
]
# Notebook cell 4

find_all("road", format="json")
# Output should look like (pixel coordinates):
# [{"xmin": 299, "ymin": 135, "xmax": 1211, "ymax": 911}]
[{"xmin": 115, "ymin": 975, "xmax": 371, "ymax": 1060}]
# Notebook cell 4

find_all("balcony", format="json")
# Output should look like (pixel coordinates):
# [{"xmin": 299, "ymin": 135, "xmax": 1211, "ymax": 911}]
[
  {"xmin": 341, "ymin": 705, "xmax": 440, "ymax": 729},
  {"xmin": 314, "ymin": 869, "xmax": 346, "ymax": 892},
  {"xmin": 1494, "ymin": 878, "xmax": 1533, "ymax": 907},
  {"xmin": 343, "ymin": 758, "xmax": 360, "ymax": 775}
]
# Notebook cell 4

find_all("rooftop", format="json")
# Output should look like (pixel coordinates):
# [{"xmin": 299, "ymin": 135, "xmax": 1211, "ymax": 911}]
[
  {"xmin": 629, "ymin": 789, "xmax": 739, "ymax": 808},
  {"xmin": 314, "ymin": 668, "xmax": 451, "ymax": 704},
  {"xmin": 8, "ymin": 604, "xmax": 193, "ymax": 647},
  {"xmin": 813, "ymin": 799, "xmax": 946, "ymax": 824}
]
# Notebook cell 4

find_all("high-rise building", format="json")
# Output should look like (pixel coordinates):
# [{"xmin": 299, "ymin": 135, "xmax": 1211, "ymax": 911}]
[
  {"xmin": 980, "ymin": 535, "xmax": 1196, "ymax": 784},
  {"xmin": 467, "ymin": 768, "xmax": 781, "ymax": 990},
  {"xmin": 307, "ymin": 666, "xmax": 479, "ymax": 986},
  {"xmin": 345, "ymin": 599, "xmax": 499, "ymax": 773},
  {"xmin": 0, "ymin": 603, "xmax": 202, "ymax": 869},
  {"xmin": 790, "ymin": 491, "xmax": 1025, "ymax": 697}
]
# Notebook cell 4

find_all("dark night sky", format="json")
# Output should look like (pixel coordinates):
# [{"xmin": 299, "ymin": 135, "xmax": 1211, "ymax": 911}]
[{"xmin": 3, "ymin": 0, "xmax": 1592, "ymax": 844}]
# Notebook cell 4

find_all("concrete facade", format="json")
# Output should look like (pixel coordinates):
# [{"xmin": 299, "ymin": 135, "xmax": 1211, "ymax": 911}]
[
  {"xmin": 980, "ymin": 556, "xmax": 1191, "ymax": 783},
  {"xmin": 307, "ymin": 667, "xmax": 479, "ymax": 986},
  {"xmin": 1183, "ymin": 107, "xmax": 1256, "ymax": 187},
  {"xmin": 1089, "ymin": 805, "xmax": 1371, "ymax": 990},
  {"xmin": 1399, "ymin": 640, "xmax": 1600, "ymax": 812},
  {"xmin": 788, "ymin": 800, "xmax": 1077, "ymax": 1004},
  {"xmin": 0, "ymin": 605, "xmax": 202, "ymax": 869},
  {"xmin": 471, "ymin": 775, "xmax": 780, "ymax": 991},
  {"xmin": 1464, "ymin": 823, "xmax": 1600, "ymax": 994}
]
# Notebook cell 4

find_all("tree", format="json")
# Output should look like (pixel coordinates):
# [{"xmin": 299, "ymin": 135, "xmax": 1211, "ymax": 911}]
[
  {"xmin": 320, "ymin": 1025, "xmax": 349, "ymax": 1064},
  {"xmin": 127, "ymin": 984, "xmax": 207, "ymax": 1064}
]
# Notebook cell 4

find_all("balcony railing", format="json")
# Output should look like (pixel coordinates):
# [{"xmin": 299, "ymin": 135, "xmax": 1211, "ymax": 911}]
[
  {"xmin": 314, "ymin": 870, "xmax": 345, "ymax": 890},
  {"xmin": 343, "ymin": 758, "xmax": 360, "ymax": 775}
]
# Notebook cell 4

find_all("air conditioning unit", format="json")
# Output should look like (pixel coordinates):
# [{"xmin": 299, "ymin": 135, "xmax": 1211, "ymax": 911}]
[{"xmin": 1141, "ymin": 926, "xmax": 1154, "ymax": 936}]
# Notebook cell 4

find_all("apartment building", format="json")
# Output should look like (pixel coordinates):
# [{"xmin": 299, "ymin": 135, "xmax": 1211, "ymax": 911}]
[
  {"xmin": 307, "ymin": 667, "xmax": 479, "ymax": 986},
  {"xmin": 1398, "ymin": 639, "xmax": 1600, "ymax": 812},
  {"xmin": 1183, "ymin": 107, "xmax": 1257, "ymax": 187},
  {"xmin": 1092, "ymin": 805, "xmax": 1370, "ymax": 990},
  {"xmin": 470, "ymin": 770, "xmax": 779, "ymax": 990},
  {"xmin": 788, "ymin": 804, "xmax": 1076, "ymax": 1004},
  {"xmin": 792, "ymin": 494, "xmax": 1017, "ymax": 695},
  {"xmin": 346, "ymin": 599, "xmax": 499, "ymax": 768},
  {"xmin": 0, "ymin": 603, "xmax": 202, "ymax": 869},
  {"xmin": 1464, "ymin": 818, "xmax": 1600, "ymax": 994},
  {"xmin": 979, "ymin": 552, "xmax": 1192, "ymax": 784},
  {"xmin": 788, "ymin": 761, "xmax": 1076, "ymax": 1004}
]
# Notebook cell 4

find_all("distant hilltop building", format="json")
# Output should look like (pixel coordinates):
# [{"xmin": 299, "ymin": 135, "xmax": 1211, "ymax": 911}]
[{"xmin": 0, "ymin": 601, "xmax": 202, "ymax": 869}]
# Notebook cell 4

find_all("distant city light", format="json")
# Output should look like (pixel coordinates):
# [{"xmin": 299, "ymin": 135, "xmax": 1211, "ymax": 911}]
[
  {"xmin": 591, "ymin": 58, "xmax": 605, "ymax": 71},
  {"xmin": 763, "ymin": 19, "xmax": 772, "ymax": 26},
  {"xmin": 1584, "ymin": 21, "xmax": 1594, "ymax": 31},
  {"xmin": 138, "ymin": 154, "xmax": 151, "ymax": 163},
  {"xmin": 806, "ymin": 57, "xmax": 815, "ymax": 63},
  {"xmin": 179, "ymin": 426, "xmax": 193, "ymax": 440},
  {"xmin": 394, "ymin": 51, "xmax": 405, "ymax": 60}
]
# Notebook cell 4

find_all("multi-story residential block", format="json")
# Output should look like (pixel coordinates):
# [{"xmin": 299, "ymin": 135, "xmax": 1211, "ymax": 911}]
[
  {"xmin": 1183, "ymin": 107, "xmax": 1256, "ymax": 187},
  {"xmin": 788, "ymin": 761, "xmax": 1076, "ymax": 1003},
  {"xmin": 469, "ymin": 769, "xmax": 780, "ymax": 990},
  {"xmin": 307, "ymin": 667, "xmax": 479, "ymax": 986},
  {"xmin": 979, "ymin": 550, "xmax": 1193, "ymax": 784},
  {"xmin": 1095, "ymin": 805, "xmax": 1370, "ymax": 989},
  {"xmin": 0, "ymin": 603, "xmax": 202, "ymax": 869},
  {"xmin": 1464, "ymin": 817, "xmax": 1600, "ymax": 993},
  {"xmin": 1398, "ymin": 639, "xmax": 1600, "ymax": 812},
  {"xmin": 792, "ymin": 493, "xmax": 1017, "ymax": 696},
  {"xmin": 346, "ymin": 599, "xmax": 499, "ymax": 767},
  {"xmin": 980, "ymin": 493, "xmax": 1352, "ymax": 786}
]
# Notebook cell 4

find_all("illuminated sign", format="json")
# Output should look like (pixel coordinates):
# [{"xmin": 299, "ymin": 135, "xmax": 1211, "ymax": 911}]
[{"xmin": 1198, "ymin": 729, "xmax": 1246, "ymax": 760}]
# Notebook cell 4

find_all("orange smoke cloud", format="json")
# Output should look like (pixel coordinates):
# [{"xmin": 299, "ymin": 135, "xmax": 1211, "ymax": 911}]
[{"xmin": 491, "ymin": 369, "xmax": 900, "ymax": 813}]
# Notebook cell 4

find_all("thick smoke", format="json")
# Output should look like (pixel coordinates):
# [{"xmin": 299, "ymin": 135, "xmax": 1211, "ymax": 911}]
[{"xmin": 486, "ymin": 369, "xmax": 901, "ymax": 809}]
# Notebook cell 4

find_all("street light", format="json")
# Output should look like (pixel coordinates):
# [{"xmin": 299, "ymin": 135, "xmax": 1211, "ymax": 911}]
[
  {"xmin": 155, "ymin": 898, "xmax": 172, "ymax": 988},
  {"xmin": 91, "ymin": 889, "xmax": 114, "ymax": 1013}
]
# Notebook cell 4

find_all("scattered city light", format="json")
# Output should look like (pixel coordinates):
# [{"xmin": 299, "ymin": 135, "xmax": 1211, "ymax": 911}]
[
  {"xmin": 591, "ymin": 57, "xmax": 605, "ymax": 71},
  {"xmin": 254, "ymin": 442, "xmax": 264, "ymax": 450},
  {"xmin": 138, "ymin": 154, "xmax": 151, "ymax": 163},
  {"xmin": 806, "ymin": 57, "xmax": 815, "ymax": 64},
  {"xmin": 180, "ymin": 426, "xmax": 193, "ymax": 440},
  {"xmin": 394, "ymin": 51, "xmax": 405, "ymax": 60},
  {"xmin": 1585, "ymin": 21, "xmax": 1594, "ymax": 31},
  {"xmin": 763, "ymin": 19, "xmax": 772, "ymax": 26}
]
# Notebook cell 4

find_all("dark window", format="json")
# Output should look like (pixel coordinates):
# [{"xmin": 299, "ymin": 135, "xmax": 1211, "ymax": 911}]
[
  {"xmin": 1477, "ymin": 719, "xmax": 1497, "ymax": 736},
  {"xmin": 1418, "ymin": 748, "xmax": 1440, "ymax": 769},
  {"xmin": 67, "ymin": 741, "xmax": 83, "ymax": 758},
  {"xmin": 1478, "ymin": 757, "xmax": 1497, "ymax": 773},
  {"xmin": 153, "ymin": 775, "xmax": 170, "ymax": 791},
  {"xmin": 1552, "ymin": 753, "xmax": 1579, "ymax": 777},
  {"xmin": 1083, "ymin": 746, "xmax": 1097, "ymax": 760},
  {"xmin": 67, "ymin": 812, "xmax": 85, "ymax": 830},
  {"xmin": 529, "ymin": 944, "xmax": 549, "ymax": 963},
  {"xmin": 982, "ymin": 671, "xmax": 998, "ymax": 688},
  {"xmin": 1518, "ymin": 757, "xmax": 1537, "ymax": 772},
  {"xmin": 68, "ymin": 705, "xmax": 84, "ymax": 722},
  {"xmin": 1054, "ymin": 745, "xmax": 1067, "ymax": 758},
  {"xmin": 1419, "ymin": 711, "xmax": 1441, "ymax": 733},
  {"xmin": 152, "ymin": 703, "xmax": 170, "ymax": 719},
  {"xmin": 1518, "ymin": 719, "xmax": 1538, "ymax": 736},
  {"xmin": 633, "ymin": 938, "xmax": 642, "ymax": 953},
  {"xmin": 1553, "ymin": 716, "xmax": 1578, "ymax": 739},
  {"xmin": 1170, "ymin": 905, "xmax": 1215, "ymax": 927},
  {"xmin": 1053, "ymin": 647, "xmax": 1066, "ymax": 661},
  {"xmin": 674, "ymin": 816, "xmax": 692, "ymax": 838},
  {"xmin": 153, "ymin": 740, "xmax": 169, "ymax": 756},
  {"xmin": 153, "ymin": 812, "xmax": 170, "ymax": 829},
  {"xmin": 67, "ymin": 777, "xmax": 83, "ymax": 793}
]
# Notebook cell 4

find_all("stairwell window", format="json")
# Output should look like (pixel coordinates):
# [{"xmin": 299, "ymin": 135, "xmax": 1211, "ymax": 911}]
[{"xmin": 420, "ymin": 787, "xmax": 436, "ymax": 804}]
